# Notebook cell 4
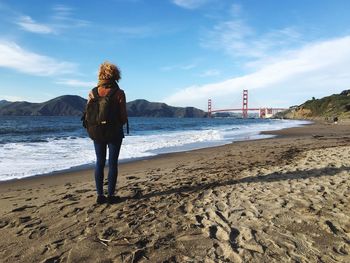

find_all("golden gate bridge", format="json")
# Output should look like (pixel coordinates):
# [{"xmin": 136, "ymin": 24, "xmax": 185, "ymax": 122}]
[{"xmin": 208, "ymin": 90, "xmax": 287, "ymax": 118}]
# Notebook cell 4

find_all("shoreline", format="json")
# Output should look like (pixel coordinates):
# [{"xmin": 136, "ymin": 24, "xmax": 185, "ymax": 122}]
[
  {"xmin": 1, "ymin": 121, "xmax": 349, "ymax": 262},
  {"xmin": 0, "ymin": 120, "xmax": 345, "ymax": 201},
  {"xmin": 0, "ymin": 118, "xmax": 312, "ymax": 183},
  {"xmin": 0, "ymin": 119, "xmax": 310, "ymax": 185}
]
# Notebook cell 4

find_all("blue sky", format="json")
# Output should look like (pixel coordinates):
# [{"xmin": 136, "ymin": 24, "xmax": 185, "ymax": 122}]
[{"xmin": 0, "ymin": 0, "xmax": 350, "ymax": 110}]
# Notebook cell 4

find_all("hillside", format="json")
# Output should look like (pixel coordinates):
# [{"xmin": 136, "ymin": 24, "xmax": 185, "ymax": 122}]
[
  {"xmin": 0, "ymin": 100, "xmax": 11, "ymax": 107},
  {"xmin": 127, "ymin": 99, "xmax": 206, "ymax": 118},
  {"xmin": 278, "ymin": 90, "xmax": 350, "ymax": 120},
  {"xmin": 0, "ymin": 95, "xmax": 87, "ymax": 116},
  {"xmin": 0, "ymin": 96, "xmax": 207, "ymax": 118}
]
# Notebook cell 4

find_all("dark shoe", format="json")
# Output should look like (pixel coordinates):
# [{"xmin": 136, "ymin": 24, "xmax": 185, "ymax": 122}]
[
  {"xmin": 107, "ymin": 195, "xmax": 121, "ymax": 204},
  {"xmin": 96, "ymin": 195, "xmax": 107, "ymax": 204}
]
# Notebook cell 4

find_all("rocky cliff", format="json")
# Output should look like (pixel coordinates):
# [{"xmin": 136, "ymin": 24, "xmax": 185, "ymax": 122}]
[{"xmin": 277, "ymin": 90, "xmax": 350, "ymax": 120}]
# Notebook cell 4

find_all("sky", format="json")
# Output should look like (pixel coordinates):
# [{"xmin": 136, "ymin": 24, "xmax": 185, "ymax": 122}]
[{"xmin": 0, "ymin": 0, "xmax": 350, "ymax": 110}]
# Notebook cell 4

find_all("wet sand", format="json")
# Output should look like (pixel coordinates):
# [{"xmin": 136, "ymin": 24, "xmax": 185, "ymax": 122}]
[{"xmin": 0, "ymin": 122, "xmax": 349, "ymax": 262}]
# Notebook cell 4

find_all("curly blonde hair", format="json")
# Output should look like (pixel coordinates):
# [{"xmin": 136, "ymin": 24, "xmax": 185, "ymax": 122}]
[{"xmin": 98, "ymin": 61, "xmax": 121, "ymax": 81}]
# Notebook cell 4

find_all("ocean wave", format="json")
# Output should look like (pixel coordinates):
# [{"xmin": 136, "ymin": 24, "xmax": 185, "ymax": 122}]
[
  {"xmin": 0, "ymin": 118, "xmax": 311, "ymax": 181},
  {"xmin": 0, "ymin": 126, "xmax": 80, "ymax": 135}
]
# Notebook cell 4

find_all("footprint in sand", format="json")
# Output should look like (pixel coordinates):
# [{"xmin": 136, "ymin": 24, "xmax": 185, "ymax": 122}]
[
  {"xmin": 0, "ymin": 218, "xmax": 9, "ymax": 228},
  {"xmin": 11, "ymin": 205, "xmax": 37, "ymax": 212},
  {"xmin": 41, "ymin": 255, "xmax": 61, "ymax": 263},
  {"xmin": 126, "ymin": 176, "xmax": 138, "ymax": 180},
  {"xmin": 18, "ymin": 216, "xmax": 32, "ymax": 224},
  {"xmin": 28, "ymin": 225, "xmax": 48, "ymax": 239},
  {"xmin": 195, "ymin": 215, "xmax": 204, "ymax": 228},
  {"xmin": 74, "ymin": 189, "xmax": 91, "ymax": 194},
  {"xmin": 59, "ymin": 202, "xmax": 80, "ymax": 211},
  {"xmin": 51, "ymin": 238, "xmax": 65, "ymax": 249},
  {"xmin": 15, "ymin": 216, "xmax": 42, "ymax": 236},
  {"xmin": 62, "ymin": 194, "xmax": 80, "ymax": 201},
  {"xmin": 63, "ymin": 207, "xmax": 84, "ymax": 218},
  {"xmin": 100, "ymin": 226, "xmax": 119, "ymax": 240}
]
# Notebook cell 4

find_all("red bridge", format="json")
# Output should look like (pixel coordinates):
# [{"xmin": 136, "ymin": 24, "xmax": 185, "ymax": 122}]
[{"xmin": 208, "ymin": 90, "xmax": 287, "ymax": 118}]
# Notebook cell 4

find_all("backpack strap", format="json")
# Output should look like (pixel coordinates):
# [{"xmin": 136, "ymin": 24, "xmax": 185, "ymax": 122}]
[
  {"xmin": 92, "ymin": 87, "xmax": 99, "ymax": 99},
  {"xmin": 107, "ymin": 83, "xmax": 120, "ymax": 98},
  {"xmin": 92, "ymin": 85, "xmax": 119, "ymax": 99},
  {"xmin": 107, "ymin": 87, "xmax": 118, "ymax": 98},
  {"xmin": 126, "ymin": 119, "xmax": 129, "ymax": 134}
]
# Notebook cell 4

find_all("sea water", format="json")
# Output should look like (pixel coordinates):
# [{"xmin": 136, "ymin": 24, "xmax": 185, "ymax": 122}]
[{"xmin": 0, "ymin": 116, "xmax": 310, "ymax": 181}]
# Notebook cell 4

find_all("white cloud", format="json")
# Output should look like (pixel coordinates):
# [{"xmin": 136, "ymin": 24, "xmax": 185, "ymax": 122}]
[
  {"xmin": 16, "ymin": 15, "xmax": 54, "ymax": 34},
  {"xmin": 52, "ymin": 4, "xmax": 73, "ymax": 19},
  {"xmin": 113, "ymin": 25, "xmax": 156, "ymax": 38},
  {"xmin": 172, "ymin": 0, "xmax": 210, "ymax": 9},
  {"xmin": 229, "ymin": 4, "xmax": 242, "ymax": 17},
  {"xmin": 199, "ymin": 69, "xmax": 220, "ymax": 77},
  {"xmin": 161, "ymin": 62, "xmax": 197, "ymax": 71},
  {"xmin": 163, "ymin": 36, "xmax": 350, "ymax": 109},
  {"xmin": 201, "ymin": 4, "xmax": 302, "ymax": 61},
  {"xmin": 12, "ymin": 5, "xmax": 88, "ymax": 35},
  {"xmin": 56, "ymin": 79, "xmax": 96, "ymax": 88},
  {"xmin": 181, "ymin": 64, "xmax": 197, "ymax": 70},
  {"xmin": 0, "ymin": 41, "xmax": 76, "ymax": 76},
  {"xmin": 2, "ymin": 95, "xmax": 24, "ymax": 102},
  {"xmin": 51, "ymin": 4, "xmax": 89, "ymax": 29}
]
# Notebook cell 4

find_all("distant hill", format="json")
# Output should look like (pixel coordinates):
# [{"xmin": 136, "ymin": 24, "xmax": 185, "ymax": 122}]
[
  {"xmin": 0, "ymin": 95, "xmax": 86, "ymax": 116},
  {"xmin": 127, "ymin": 99, "xmax": 206, "ymax": 118},
  {"xmin": 277, "ymin": 90, "xmax": 350, "ymax": 120},
  {"xmin": 0, "ymin": 96, "xmax": 207, "ymax": 118},
  {"xmin": 0, "ymin": 100, "xmax": 11, "ymax": 107}
]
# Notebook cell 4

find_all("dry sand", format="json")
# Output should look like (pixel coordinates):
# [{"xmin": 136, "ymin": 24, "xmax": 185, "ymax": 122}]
[{"xmin": 0, "ymin": 122, "xmax": 349, "ymax": 262}]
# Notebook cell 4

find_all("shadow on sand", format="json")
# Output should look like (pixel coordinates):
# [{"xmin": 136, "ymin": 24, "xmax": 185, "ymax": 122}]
[{"xmin": 121, "ymin": 165, "xmax": 350, "ymax": 202}]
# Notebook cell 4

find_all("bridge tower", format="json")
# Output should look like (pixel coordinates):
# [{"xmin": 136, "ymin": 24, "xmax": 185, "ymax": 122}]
[
  {"xmin": 242, "ymin": 89, "xmax": 248, "ymax": 118},
  {"xmin": 207, "ymin": 99, "xmax": 212, "ymax": 118}
]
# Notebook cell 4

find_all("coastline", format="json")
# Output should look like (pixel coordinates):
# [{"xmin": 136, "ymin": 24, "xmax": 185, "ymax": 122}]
[
  {"xmin": 0, "ymin": 119, "xmax": 309, "ymax": 185},
  {"xmin": 1, "ymin": 121, "xmax": 350, "ymax": 262},
  {"xmin": 0, "ymin": 118, "xmax": 309, "ymax": 182}
]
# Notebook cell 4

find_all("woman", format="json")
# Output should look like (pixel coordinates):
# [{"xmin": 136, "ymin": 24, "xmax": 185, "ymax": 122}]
[{"xmin": 87, "ymin": 61, "xmax": 128, "ymax": 204}]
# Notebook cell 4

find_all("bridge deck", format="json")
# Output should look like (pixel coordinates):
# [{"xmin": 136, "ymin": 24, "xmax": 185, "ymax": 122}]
[{"xmin": 211, "ymin": 108, "xmax": 287, "ymax": 113}]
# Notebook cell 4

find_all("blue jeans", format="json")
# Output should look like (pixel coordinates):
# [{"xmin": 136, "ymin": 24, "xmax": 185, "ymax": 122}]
[{"xmin": 93, "ymin": 139, "xmax": 123, "ymax": 196}]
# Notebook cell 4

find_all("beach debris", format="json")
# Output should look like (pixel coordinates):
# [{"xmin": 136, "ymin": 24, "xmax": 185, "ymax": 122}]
[
  {"xmin": 325, "ymin": 220, "xmax": 339, "ymax": 235},
  {"xmin": 216, "ymin": 201, "xmax": 227, "ymax": 212},
  {"xmin": 97, "ymin": 239, "xmax": 109, "ymax": 247}
]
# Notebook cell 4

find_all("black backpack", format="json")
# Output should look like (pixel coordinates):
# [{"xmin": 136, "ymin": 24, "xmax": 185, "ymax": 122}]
[{"xmin": 82, "ymin": 87, "xmax": 121, "ymax": 143}]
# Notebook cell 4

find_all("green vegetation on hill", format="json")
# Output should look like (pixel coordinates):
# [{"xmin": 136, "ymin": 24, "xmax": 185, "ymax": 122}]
[
  {"xmin": 0, "ymin": 96, "xmax": 207, "ymax": 118},
  {"xmin": 126, "ymin": 99, "xmax": 206, "ymax": 118},
  {"xmin": 0, "ymin": 95, "xmax": 86, "ymax": 116},
  {"xmin": 279, "ymin": 90, "xmax": 350, "ymax": 120}
]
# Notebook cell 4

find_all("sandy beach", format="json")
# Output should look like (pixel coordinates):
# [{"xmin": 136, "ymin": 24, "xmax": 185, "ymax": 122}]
[{"xmin": 0, "ymin": 122, "xmax": 349, "ymax": 262}]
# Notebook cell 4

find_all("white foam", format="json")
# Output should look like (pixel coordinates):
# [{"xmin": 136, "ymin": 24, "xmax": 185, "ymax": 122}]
[
  {"xmin": 0, "ymin": 137, "xmax": 96, "ymax": 181},
  {"xmin": 0, "ymin": 119, "xmax": 310, "ymax": 181},
  {"xmin": 120, "ymin": 128, "xmax": 223, "ymax": 159}
]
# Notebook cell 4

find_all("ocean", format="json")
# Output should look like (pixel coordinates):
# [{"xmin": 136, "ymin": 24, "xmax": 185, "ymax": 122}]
[{"xmin": 0, "ymin": 116, "xmax": 310, "ymax": 181}]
